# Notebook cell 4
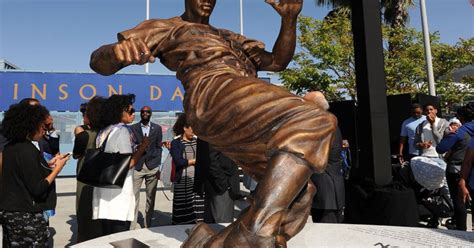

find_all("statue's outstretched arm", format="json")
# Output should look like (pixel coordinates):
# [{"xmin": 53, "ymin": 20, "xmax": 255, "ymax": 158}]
[
  {"xmin": 90, "ymin": 38, "xmax": 155, "ymax": 76},
  {"xmin": 259, "ymin": 0, "xmax": 303, "ymax": 72}
]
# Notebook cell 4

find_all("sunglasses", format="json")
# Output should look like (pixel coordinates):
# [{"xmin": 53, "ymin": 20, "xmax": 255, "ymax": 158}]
[
  {"xmin": 141, "ymin": 110, "xmax": 151, "ymax": 114},
  {"xmin": 126, "ymin": 108, "xmax": 135, "ymax": 114}
]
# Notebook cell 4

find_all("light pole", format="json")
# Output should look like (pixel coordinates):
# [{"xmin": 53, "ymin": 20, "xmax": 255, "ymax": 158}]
[
  {"xmin": 240, "ymin": 0, "xmax": 244, "ymax": 35},
  {"xmin": 145, "ymin": 0, "xmax": 150, "ymax": 73},
  {"xmin": 420, "ymin": 0, "xmax": 436, "ymax": 96}
]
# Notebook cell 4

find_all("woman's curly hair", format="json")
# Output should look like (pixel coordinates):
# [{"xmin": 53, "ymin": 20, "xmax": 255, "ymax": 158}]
[
  {"xmin": 86, "ymin": 96, "xmax": 107, "ymax": 130},
  {"xmin": 2, "ymin": 103, "xmax": 50, "ymax": 143},
  {"xmin": 173, "ymin": 114, "xmax": 190, "ymax": 136},
  {"xmin": 98, "ymin": 94, "xmax": 135, "ymax": 130}
]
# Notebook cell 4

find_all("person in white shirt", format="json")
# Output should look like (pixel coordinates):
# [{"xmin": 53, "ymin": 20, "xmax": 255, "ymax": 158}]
[
  {"xmin": 414, "ymin": 103, "xmax": 448, "ymax": 158},
  {"xmin": 412, "ymin": 103, "xmax": 450, "ymax": 228},
  {"xmin": 92, "ymin": 94, "xmax": 149, "ymax": 235},
  {"xmin": 130, "ymin": 106, "xmax": 163, "ymax": 229}
]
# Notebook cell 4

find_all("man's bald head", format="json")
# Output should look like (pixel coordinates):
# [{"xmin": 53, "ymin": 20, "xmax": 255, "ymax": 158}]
[
  {"xmin": 303, "ymin": 91, "xmax": 329, "ymax": 110},
  {"xmin": 19, "ymin": 98, "xmax": 40, "ymax": 106}
]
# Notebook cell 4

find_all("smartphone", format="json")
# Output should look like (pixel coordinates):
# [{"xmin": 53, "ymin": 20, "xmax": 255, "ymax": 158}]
[{"xmin": 61, "ymin": 152, "xmax": 72, "ymax": 159}]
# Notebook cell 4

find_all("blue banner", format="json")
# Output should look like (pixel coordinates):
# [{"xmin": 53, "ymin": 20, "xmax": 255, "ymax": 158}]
[{"xmin": 0, "ymin": 71, "xmax": 185, "ymax": 112}]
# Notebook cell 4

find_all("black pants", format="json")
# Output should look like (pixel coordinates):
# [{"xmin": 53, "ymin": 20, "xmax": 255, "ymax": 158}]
[
  {"xmin": 446, "ymin": 172, "xmax": 468, "ymax": 230},
  {"xmin": 0, "ymin": 210, "xmax": 49, "ymax": 248},
  {"xmin": 101, "ymin": 219, "xmax": 131, "ymax": 236},
  {"xmin": 311, "ymin": 208, "xmax": 344, "ymax": 223}
]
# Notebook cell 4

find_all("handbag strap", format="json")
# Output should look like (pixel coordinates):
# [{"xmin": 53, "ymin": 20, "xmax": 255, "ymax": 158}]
[{"xmin": 98, "ymin": 131, "xmax": 112, "ymax": 152}]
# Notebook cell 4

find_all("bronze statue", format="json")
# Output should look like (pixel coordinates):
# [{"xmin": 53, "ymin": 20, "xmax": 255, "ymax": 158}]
[{"xmin": 90, "ymin": 0, "xmax": 336, "ymax": 247}]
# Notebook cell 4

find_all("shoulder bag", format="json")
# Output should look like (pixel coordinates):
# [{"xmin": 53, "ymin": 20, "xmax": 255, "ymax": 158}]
[{"xmin": 77, "ymin": 132, "xmax": 131, "ymax": 188}]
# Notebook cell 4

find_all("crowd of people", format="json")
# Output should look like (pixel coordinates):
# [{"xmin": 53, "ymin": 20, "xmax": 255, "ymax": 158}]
[
  {"xmin": 0, "ymin": 95, "xmax": 246, "ymax": 247},
  {"xmin": 398, "ymin": 102, "xmax": 474, "ymax": 229},
  {"xmin": 0, "ymin": 95, "xmax": 473, "ymax": 247}
]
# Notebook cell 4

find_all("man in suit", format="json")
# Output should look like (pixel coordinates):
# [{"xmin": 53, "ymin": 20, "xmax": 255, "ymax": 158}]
[
  {"xmin": 305, "ymin": 92, "xmax": 345, "ymax": 223},
  {"xmin": 130, "ymin": 106, "xmax": 163, "ymax": 229},
  {"xmin": 196, "ymin": 140, "xmax": 240, "ymax": 223}
]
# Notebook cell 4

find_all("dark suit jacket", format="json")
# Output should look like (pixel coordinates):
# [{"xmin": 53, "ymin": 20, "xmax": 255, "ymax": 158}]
[
  {"xmin": 195, "ymin": 140, "xmax": 240, "ymax": 200},
  {"xmin": 130, "ymin": 122, "xmax": 163, "ymax": 170},
  {"xmin": 311, "ymin": 127, "xmax": 345, "ymax": 210},
  {"xmin": 38, "ymin": 135, "xmax": 60, "ymax": 156}
]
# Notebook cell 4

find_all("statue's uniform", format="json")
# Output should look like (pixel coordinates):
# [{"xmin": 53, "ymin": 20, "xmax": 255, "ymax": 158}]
[{"xmin": 120, "ymin": 17, "xmax": 336, "ymax": 179}]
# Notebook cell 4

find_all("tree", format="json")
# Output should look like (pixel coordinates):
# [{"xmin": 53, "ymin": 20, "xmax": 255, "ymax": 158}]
[
  {"xmin": 279, "ymin": 15, "xmax": 474, "ymax": 110},
  {"xmin": 382, "ymin": 0, "xmax": 415, "ymax": 28},
  {"xmin": 315, "ymin": 0, "xmax": 416, "ymax": 53},
  {"xmin": 315, "ymin": 0, "xmax": 415, "ymax": 28},
  {"xmin": 279, "ymin": 15, "xmax": 354, "ymax": 100}
]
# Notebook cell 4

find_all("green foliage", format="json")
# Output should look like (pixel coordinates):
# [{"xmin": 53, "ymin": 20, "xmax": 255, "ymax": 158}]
[
  {"xmin": 314, "ymin": 0, "xmax": 415, "ymax": 28},
  {"xmin": 279, "ymin": 15, "xmax": 474, "ymax": 109},
  {"xmin": 280, "ymin": 15, "xmax": 354, "ymax": 100}
]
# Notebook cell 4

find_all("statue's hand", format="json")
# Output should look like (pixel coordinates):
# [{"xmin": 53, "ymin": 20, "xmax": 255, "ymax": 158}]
[
  {"xmin": 113, "ymin": 38, "xmax": 155, "ymax": 67},
  {"xmin": 265, "ymin": 0, "xmax": 303, "ymax": 19}
]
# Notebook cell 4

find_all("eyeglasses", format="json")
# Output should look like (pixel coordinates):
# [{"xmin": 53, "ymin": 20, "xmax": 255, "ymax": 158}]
[
  {"xmin": 126, "ymin": 108, "xmax": 135, "ymax": 114},
  {"xmin": 141, "ymin": 110, "xmax": 151, "ymax": 114}
]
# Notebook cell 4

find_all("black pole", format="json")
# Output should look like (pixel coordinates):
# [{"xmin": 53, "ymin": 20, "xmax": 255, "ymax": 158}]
[{"xmin": 351, "ymin": 0, "xmax": 392, "ymax": 186}]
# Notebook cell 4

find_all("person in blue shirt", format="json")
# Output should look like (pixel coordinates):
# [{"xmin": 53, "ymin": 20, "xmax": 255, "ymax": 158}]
[
  {"xmin": 458, "ymin": 137, "xmax": 474, "ymax": 231},
  {"xmin": 436, "ymin": 103, "xmax": 474, "ymax": 231},
  {"xmin": 399, "ymin": 103, "xmax": 426, "ymax": 163}
]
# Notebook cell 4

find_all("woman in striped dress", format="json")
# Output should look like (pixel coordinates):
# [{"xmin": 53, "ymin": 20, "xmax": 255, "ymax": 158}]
[{"xmin": 170, "ymin": 114, "xmax": 205, "ymax": 224}]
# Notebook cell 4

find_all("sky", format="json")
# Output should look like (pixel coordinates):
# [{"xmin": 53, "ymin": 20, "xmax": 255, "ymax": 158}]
[{"xmin": 0, "ymin": 0, "xmax": 472, "ymax": 76}]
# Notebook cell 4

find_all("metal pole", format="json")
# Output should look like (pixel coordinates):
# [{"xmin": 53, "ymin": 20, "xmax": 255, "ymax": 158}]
[
  {"xmin": 145, "ymin": 0, "xmax": 150, "ymax": 73},
  {"xmin": 240, "ymin": 0, "xmax": 244, "ymax": 35},
  {"xmin": 420, "ymin": 0, "xmax": 435, "ymax": 96}
]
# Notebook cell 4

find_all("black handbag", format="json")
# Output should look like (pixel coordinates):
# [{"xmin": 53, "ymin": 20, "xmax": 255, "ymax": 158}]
[{"xmin": 77, "ymin": 133, "xmax": 132, "ymax": 188}]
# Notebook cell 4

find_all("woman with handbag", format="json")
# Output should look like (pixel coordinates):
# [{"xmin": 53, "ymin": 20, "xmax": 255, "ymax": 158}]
[
  {"xmin": 72, "ymin": 96, "xmax": 106, "ymax": 242},
  {"xmin": 0, "ymin": 103, "xmax": 70, "ymax": 247},
  {"xmin": 92, "ymin": 94, "xmax": 149, "ymax": 235},
  {"xmin": 170, "ymin": 114, "xmax": 204, "ymax": 224}
]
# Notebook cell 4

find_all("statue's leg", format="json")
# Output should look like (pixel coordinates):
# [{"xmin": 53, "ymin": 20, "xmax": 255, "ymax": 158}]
[
  {"xmin": 279, "ymin": 180, "xmax": 316, "ymax": 242},
  {"xmin": 181, "ymin": 152, "xmax": 314, "ymax": 248},
  {"xmin": 221, "ymin": 152, "xmax": 313, "ymax": 247}
]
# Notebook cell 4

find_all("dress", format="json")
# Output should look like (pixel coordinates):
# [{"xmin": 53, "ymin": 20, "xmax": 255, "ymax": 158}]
[
  {"xmin": 119, "ymin": 17, "xmax": 336, "ymax": 179},
  {"xmin": 92, "ymin": 124, "xmax": 135, "ymax": 222},
  {"xmin": 170, "ymin": 137, "xmax": 205, "ymax": 224}
]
